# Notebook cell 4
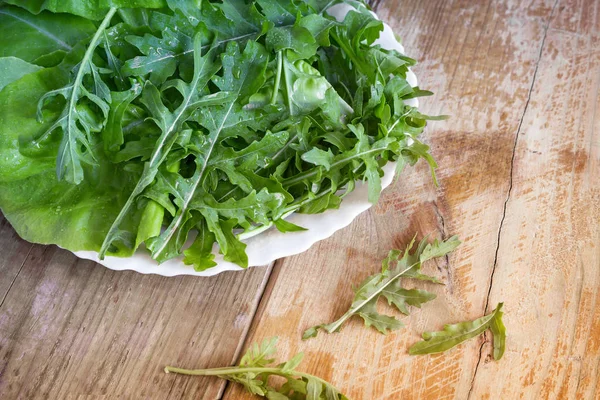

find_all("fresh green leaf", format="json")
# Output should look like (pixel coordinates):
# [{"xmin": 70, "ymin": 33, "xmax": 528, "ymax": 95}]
[
  {"xmin": 489, "ymin": 303, "xmax": 507, "ymax": 360},
  {"xmin": 266, "ymin": 391, "xmax": 290, "ymax": 400},
  {"xmin": 34, "ymin": 7, "xmax": 118, "ymax": 184},
  {"xmin": 381, "ymin": 285, "xmax": 436, "ymax": 315},
  {"xmin": 143, "ymin": 40, "xmax": 270, "ymax": 263},
  {"xmin": 306, "ymin": 378, "xmax": 323, "ymax": 400},
  {"xmin": 281, "ymin": 352, "xmax": 304, "ymax": 374},
  {"xmin": 274, "ymin": 218, "xmax": 307, "ymax": 233},
  {"xmin": 358, "ymin": 299, "xmax": 404, "ymax": 334},
  {"xmin": 2, "ymin": 0, "xmax": 166, "ymax": 20},
  {"xmin": 304, "ymin": 235, "xmax": 460, "ymax": 338},
  {"xmin": 0, "ymin": 66, "xmax": 140, "ymax": 256},
  {"xmin": 409, "ymin": 303, "xmax": 506, "ymax": 360},
  {"xmin": 103, "ymin": 81, "xmax": 143, "ymax": 153},
  {"xmin": 0, "ymin": 56, "xmax": 42, "ymax": 93},
  {"xmin": 165, "ymin": 337, "xmax": 347, "ymax": 399},
  {"xmin": 240, "ymin": 336, "xmax": 278, "ymax": 367},
  {"xmin": 0, "ymin": 0, "xmax": 444, "ymax": 271},
  {"xmin": 183, "ymin": 220, "xmax": 217, "ymax": 272},
  {"xmin": 99, "ymin": 33, "xmax": 224, "ymax": 258},
  {"xmin": 0, "ymin": 6, "xmax": 96, "ymax": 63}
]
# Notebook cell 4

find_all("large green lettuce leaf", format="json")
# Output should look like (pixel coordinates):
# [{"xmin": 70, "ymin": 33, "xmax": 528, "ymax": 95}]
[
  {"xmin": 2, "ymin": 0, "xmax": 166, "ymax": 20},
  {"xmin": 0, "ymin": 67, "xmax": 140, "ymax": 256},
  {"xmin": 0, "ymin": 5, "xmax": 96, "ymax": 64},
  {"xmin": 0, "ymin": 57, "xmax": 42, "ymax": 93}
]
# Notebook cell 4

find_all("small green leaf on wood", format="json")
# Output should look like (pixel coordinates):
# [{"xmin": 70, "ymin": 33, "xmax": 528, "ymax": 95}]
[
  {"xmin": 303, "ymin": 235, "xmax": 460, "ymax": 339},
  {"xmin": 409, "ymin": 302, "xmax": 506, "ymax": 360}
]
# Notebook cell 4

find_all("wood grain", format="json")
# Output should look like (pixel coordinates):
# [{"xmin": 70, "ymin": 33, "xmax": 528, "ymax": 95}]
[
  {"xmin": 0, "ymin": 1, "xmax": 599, "ymax": 399},
  {"xmin": 0, "ymin": 216, "xmax": 33, "ymax": 304},
  {"xmin": 223, "ymin": 0, "xmax": 600, "ymax": 399},
  {"xmin": 0, "ymin": 244, "xmax": 271, "ymax": 399},
  {"xmin": 469, "ymin": 2, "xmax": 600, "ymax": 399}
]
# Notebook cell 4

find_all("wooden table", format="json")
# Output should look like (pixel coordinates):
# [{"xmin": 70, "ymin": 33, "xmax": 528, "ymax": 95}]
[{"xmin": 1, "ymin": 0, "xmax": 599, "ymax": 399}]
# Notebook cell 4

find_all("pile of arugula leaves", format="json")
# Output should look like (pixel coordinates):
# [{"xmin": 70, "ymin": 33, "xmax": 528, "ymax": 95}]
[{"xmin": 0, "ymin": 0, "xmax": 440, "ymax": 270}]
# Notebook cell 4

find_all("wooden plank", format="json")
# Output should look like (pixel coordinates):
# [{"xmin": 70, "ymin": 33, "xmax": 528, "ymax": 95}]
[
  {"xmin": 469, "ymin": 1, "xmax": 600, "ymax": 398},
  {"xmin": 0, "ymin": 215, "xmax": 33, "ymax": 303},
  {"xmin": 223, "ymin": 0, "xmax": 559, "ymax": 399},
  {"xmin": 0, "ymin": 244, "xmax": 271, "ymax": 399}
]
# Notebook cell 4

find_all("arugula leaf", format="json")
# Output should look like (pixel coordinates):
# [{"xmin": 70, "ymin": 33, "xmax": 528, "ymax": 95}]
[
  {"xmin": 382, "ymin": 285, "xmax": 437, "ymax": 315},
  {"xmin": 183, "ymin": 219, "xmax": 217, "ymax": 271},
  {"xmin": 34, "ymin": 8, "xmax": 118, "ymax": 184},
  {"xmin": 102, "ymin": 81, "xmax": 143, "ymax": 153},
  {"xmin": 409, "ymin": 303, "xmax": 506, "ymax": 360},
  {"xmin": 274, "ymin": 218, "xmax": 307, "ymax": 233},
  {"xmin": 165, "ymin": 337, "xmax": 349, "ymax": 400},
  {"xmin": 144, "ymin": 40, "xmax": 271, "ymax": 264},
  {"xmin": 99, "ymin": 33, "xmax": 225, "ymax": 258},
  {"xmin": 490, "ymin": 304, "xmax": 507, "ymax": 360},
  {"xmin": 303, "ymin": 236, "xmax": 461, "ymax": 339}
]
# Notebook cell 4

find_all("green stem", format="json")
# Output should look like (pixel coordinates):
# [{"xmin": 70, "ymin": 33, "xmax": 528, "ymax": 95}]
[
  {"xmin": 236, "ymin": 186, "xmax": 333, "ymax": 241},
  {"xmin": 63, "ymin": 7, "xmax": 116, "ymax": 171},
  {"xmin": 70, "ymin": 7, "xmax": 117, "ymax": 109},
  {"xmin": 164, "ymin": 366, "xmax": 340, "ymax": 393},
  {"xmin": 282, "ymin": 52, "xmax": 295, "ymax": 116},
  {"xmin": 324, "ymin": 260, "xmax": 422, "ymax": 333},
  {"xmin": 282, "ymin": 148, "xmax": 385, "ymax": 187},
  {"xmin": 271, "ymin": 51, "xmax": 283, "ymax": 105}
]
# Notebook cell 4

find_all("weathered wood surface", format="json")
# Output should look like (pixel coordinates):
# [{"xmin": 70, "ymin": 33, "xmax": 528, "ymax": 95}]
[
  {"xmin": 0, "ymin": 0, "xmax": 599, "ymax": 399},
  {"xmin": 225, "ymin": 0, "xmax": 600, "ymax": 399},
  {"xmin": 0, "ymin": 229, "xmax": 273, "ymax": 399}
]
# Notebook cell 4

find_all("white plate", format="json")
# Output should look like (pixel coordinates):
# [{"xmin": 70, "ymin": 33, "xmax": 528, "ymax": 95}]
[{"xmin": 73, "ymin": 4, "xmax": 419, "ymax": 276}]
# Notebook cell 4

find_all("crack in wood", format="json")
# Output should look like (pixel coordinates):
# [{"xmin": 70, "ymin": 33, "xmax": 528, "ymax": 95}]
[
  {"xmin": 0, "ymin": 244, "xmax": 34, "ymax": 310},
  {"xmin": 467, "ymin": 339, "xmax": 488, "ymax": 399},
  {"xmin": 466, "ymin": 1, "xmax": 561, "ymax": 397}
]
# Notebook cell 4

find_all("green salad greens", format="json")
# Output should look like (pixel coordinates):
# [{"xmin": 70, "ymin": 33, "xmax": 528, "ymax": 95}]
[
  {"xmin": 166, "ymin": 337, "xmax": 349, "ymax": 399},
  {"xmin": 0, "ymin": 0, "xmax": 440, "ymax": 270}
]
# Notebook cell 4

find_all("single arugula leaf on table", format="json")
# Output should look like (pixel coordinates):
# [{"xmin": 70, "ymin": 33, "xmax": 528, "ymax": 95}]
[
  {"xmin": 165, "ymin": 337, "xmax": 349, "ymax": 400},
  {"xmin": 409, "ymin": 302, "xmax": 506, "ymax": 360},
  {"xmin": 303, "ymin": 235, "xmax": 461, "ymax": 339}
]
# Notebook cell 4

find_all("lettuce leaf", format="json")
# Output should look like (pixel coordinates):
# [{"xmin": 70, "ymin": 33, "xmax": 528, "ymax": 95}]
[{"xmin": 0, "ymin": 66, "xmax": 140, "ymax": 256}]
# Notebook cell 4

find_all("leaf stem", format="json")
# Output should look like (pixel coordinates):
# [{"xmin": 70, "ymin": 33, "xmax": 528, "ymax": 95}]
[
  {"xmin": 282, "ymin": 52, "xmax": 295, "ymax": 116},
  {"xmin": 164, "ymin": 366, "xmax": 340, "ymax": 393},
  {"xmin": 324, "ymin": 260, "xmax": 422, "ymax": 333},
  {"xmin": 71, "ymin": 8, "xmax": 117, "ymax": 106},
  {"xmin": 282, "ymin": 148, "xmax": 386, "ymax": 187},
  {"xmin": 271, "ymin": 51, "xmax": 283, "ymax": 105},
  {"xmin": 61, "ymin": 7, "xmax": 116, "ymax": 179}
]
